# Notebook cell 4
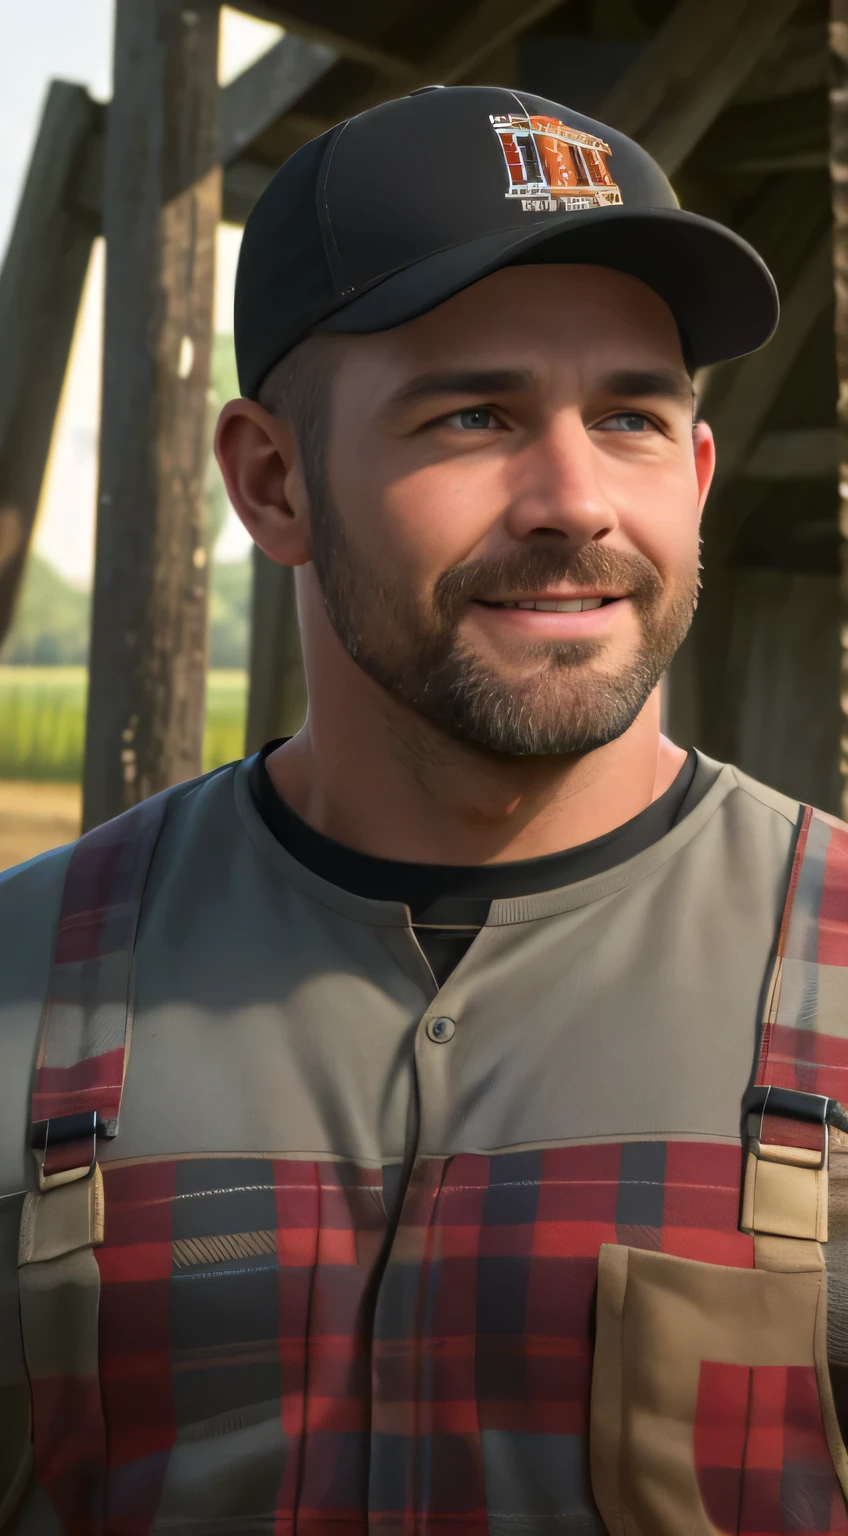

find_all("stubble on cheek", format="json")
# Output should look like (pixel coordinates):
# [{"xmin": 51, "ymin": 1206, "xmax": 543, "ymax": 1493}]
[{"xmin": 309, "ymin": 466, "xmax": 699, "ymax": 755}]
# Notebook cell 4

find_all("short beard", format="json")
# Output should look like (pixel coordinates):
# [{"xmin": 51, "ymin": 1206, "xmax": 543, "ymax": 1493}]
[{"xmin": 308, "ymin": 469, "xmax": 698, "ymax": 760}]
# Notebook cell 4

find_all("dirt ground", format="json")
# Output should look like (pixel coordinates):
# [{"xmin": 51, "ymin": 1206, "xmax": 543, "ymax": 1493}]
[{"xmin": 0, "ymin": 781, "xmax": 81, "ymax": 872}]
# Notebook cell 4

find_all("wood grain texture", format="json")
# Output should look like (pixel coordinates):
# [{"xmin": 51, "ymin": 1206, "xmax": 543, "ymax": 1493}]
[
  {"xmin": 220, "ymin": 33, "xmax": 337, "ymax": 163},
  {"xmin": 0, "ymin": 83, "xmax": 99, "ymax": 649},
  {"xmin": 83, "ymin": 0, "xmax": 221, "ymax": 829},
  {"xmin": 244, "ymin": 551, "xmax": 306, "ymax": 755},
  {"xmin": 228, "ymin": 0, "xmax": 416, "ymax": 79},
  {"xmin": 601, "ymin": 0, "xmax": 804, "ymax": 176}
]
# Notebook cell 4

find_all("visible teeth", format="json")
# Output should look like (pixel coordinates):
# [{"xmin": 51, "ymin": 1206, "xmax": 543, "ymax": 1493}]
[{"xmin": 500, "ymin": 597, "xmax": 607, "ymax": 612}]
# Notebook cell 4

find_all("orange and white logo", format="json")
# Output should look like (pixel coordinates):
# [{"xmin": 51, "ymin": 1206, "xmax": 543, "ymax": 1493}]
[{"xmin": 490, "ymin": 112, "xmax": 622, "ymax": 214}]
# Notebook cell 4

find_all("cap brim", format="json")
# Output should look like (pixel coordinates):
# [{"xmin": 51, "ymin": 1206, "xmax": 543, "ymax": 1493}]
[{"xmin": 315, "ymin": 206, "xmax": 778, "ymax": 367}]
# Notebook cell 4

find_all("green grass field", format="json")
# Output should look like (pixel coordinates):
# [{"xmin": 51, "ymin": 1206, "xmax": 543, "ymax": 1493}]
[{"xmin": 0, "ymin": 666, "xmax": 248, "ymax": 781}]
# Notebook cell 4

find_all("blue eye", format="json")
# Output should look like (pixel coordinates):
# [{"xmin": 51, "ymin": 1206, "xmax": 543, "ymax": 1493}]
[
  {"xmin": 448, "ymin": 407, "xmax": 498, "ymax": 430},
  {"xmin": 596, "ymin": 412, "xmax": 654, "ymax": 432}
]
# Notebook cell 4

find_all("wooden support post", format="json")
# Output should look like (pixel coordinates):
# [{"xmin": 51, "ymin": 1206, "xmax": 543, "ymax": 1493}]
[
  {"xmin": 219, "ymin": 32, "xmax": 337, "ymax": 163},
  {"xmin": 71, "ymin": 21, "xmax": 338, "ymax": 766},
  {"xmin": 831, "ymin": 0, "xmax": 848, "ymax": 817},
  {"xmin": 75, "ymin": 33, "xmax": 339, "ymax": 231},
  {"xmin": 82, "ymin": 0, "xmax": 221, "ymax": 829},
  {"xmin": 244, "ymin": 552, "xmax": 306, "ymax": 753},
  {"xmin": 0, "ymin": 82, "xmax": 99, "ymax": 648},
  {"xmin": 225, "ymin": 1, "xmax": 417, "ymax": 80}
]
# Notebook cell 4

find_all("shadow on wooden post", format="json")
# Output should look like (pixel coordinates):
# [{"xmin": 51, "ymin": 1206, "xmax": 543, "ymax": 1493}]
[
  {"xmin": 0, "ymin": 81, "xmax": 100, "ymax": 650},
  {"xmin": 245, "ymin": 551, "xmax": 306, "ymax": 754},
  {"xmin": 83, "ymin": 0, "xmax": 222, "ymax": 831}
]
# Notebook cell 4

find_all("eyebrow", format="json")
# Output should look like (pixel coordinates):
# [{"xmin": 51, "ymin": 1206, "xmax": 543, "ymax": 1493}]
[
  {"xmin": 596, "ymin": 368, "xmax": 694, "ymax": 408},
  {"xmin": 382, "ymin": 368, "xmax": 537, "ymax": 413},
  {"xmin": 382, "ymin": 364, "xmax": 694, "ymax": 414}
]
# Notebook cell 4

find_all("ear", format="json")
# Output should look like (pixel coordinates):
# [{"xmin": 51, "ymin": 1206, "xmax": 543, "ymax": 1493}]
[
  {"xmin": 692, "ymin": 419, "xmax": 716, "ymax": 518},
  {"xmin": 214, "ymin": 398, "xmax": 311, "ymax": 567}
]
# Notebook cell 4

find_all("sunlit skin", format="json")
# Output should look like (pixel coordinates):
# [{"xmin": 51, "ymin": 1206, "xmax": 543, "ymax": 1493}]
[{"xmin": 215, "ymin": 264, "xmax": 716, "ymax": 865}]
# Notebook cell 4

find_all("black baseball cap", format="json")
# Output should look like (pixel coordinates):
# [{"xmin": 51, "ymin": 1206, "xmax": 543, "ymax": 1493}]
[{"xmin": 235, "ymin": 84, "xmax": 779, "ymax": 399}]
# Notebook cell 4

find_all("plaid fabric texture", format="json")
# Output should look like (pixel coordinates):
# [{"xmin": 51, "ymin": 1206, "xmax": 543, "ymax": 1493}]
[
  {"xmin": 22, "ymin": 790, "xmax": 173, "ymax": 1536},
  {"xmin": 695, "ymin": 1363, "xmax": 848, "ymax": 1534},
  {"xmin": 78, "ymin": 1140, "xmax": 749, "ymax": 1532},
  {"xmin": 756, "ymin": 806, "xmax": 848, "ymax": 1102},
  {"xmin": 21, "ymin": 793, "xmax": 848, "ymax": 1531},
  {"xmin": 31, "ymin": 788, "xmax": 171, "ymax": 1138}
]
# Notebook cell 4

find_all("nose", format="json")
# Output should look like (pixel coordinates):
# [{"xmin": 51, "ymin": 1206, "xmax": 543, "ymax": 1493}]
[{"xmin": 503, "ymin": 408, "xmax": 618, "ymax": 546}]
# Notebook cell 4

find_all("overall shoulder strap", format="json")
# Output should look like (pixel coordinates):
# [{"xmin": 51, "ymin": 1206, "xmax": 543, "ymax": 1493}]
[
  {"xmin": 15, "ymin": 788, "xmax": 174, "ymax": 1532},
  {"xmin": 746, "ymin": 803, "xmax": 848, "ymax": 1498},
  {"xmin": 755, "ymin": 804, "xmax": 848, "ymax": 1107},
  {"xmin": 30, "ymin": 786, "xmax": 173, "ymax": 1189},
  {"xmin": 741, "ymin": 805, "xmax": 848, "ymax": 1250}
]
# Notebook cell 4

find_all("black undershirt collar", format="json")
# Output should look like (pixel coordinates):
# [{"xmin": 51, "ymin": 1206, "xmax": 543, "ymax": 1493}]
[{"xmin": 249, "ymin": 743, "xmax": 698, "ymax": 928}]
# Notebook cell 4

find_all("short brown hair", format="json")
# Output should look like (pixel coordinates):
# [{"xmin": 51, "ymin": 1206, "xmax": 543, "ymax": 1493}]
[{"xmin": 257, "ymin": 335, "xmax": 337, "ymax": 481}]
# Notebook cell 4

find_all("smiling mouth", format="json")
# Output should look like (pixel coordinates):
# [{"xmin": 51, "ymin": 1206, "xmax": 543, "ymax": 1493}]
[{"xmin": 476, "ymin": 596, "xmax": 620, "ymax": 612}]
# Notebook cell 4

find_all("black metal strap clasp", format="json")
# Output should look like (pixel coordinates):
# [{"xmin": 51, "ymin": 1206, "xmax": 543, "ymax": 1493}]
[
  {"xmin": 742, "ymin": 1086, "xmax": 848, "ymax": 1173},
  {"xmin": 31, "ymin": 1110, "xmax": 97, "ymax": 1150},
  {"xmin": 30, "ymin": 1111, "xmax": 97, "ymax": 1188}
]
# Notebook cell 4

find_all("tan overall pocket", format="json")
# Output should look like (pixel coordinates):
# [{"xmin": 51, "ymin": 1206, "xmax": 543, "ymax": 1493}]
[{"xmin": 590, "ymin": 1242, "xmax": 848, "ymax": 1535}]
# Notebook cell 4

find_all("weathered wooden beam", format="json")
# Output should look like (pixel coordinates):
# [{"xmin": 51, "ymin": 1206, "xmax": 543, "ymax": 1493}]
[
  {"xmin": 220, "ymin": 33, "xmax": 337, "ymax": 161},
  {"xmin": 77, "ymin": 32, "xmax": 337, "ymax": 227},
  {"xmin": 328, "ymin": 0, "xmax": 569, "ymax": 122},
  {"xmin": 831, "ymin": 0, "xmax": 848, "ymax": 816},
  {"xmin": 82, "ymin": 0, "xmax": 221, "ymax": 829},
  {"xmin": 744, "ymin": 429, "xmax": 838, "ymax": 480},
  {"xmin": 244, "ymin": 552, "xmax": 306, "ymax": 753},
  {"xmin": 0, "ymin": 82, "xmax": 99, "ymax": 649},
  {"xmin": 222, "ymin": 0, "xmax": 417, "ymax": 80},
  {"xmin": 600, "ymin": 0, "xmax": 803, "ymax": 176},
  {"xmin": 426, "ymin": 0, "xmax": 573, "ymax": 86}
]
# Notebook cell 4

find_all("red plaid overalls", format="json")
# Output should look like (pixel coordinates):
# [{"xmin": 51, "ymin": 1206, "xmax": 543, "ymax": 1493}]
[{"xmin": 13, "ymin": 789, "xmax": 848, "ymax": 1533}]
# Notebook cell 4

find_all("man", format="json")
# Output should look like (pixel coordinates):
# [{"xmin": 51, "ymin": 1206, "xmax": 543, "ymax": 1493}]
[{"xmin": 2, "ymin": 83, "xmax": 848, "ymax": 1535}]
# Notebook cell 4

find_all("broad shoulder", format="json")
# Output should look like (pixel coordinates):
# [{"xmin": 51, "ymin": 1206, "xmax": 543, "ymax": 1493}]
[
  {"xmin": 720, "ymin": 761, "xmax": 804, "ymax": 828},
  {"xmin": 0, "ymin": 839, "xmax": 76, "ymax": 977},
  {"xmin": 0, "ymin": 763, "xmax": 243, "ymax": 1193},
  {"xmin": 720, "ymin": 759, "xmax": 848, "ymax": 844},
  {"xmin": 0, "ymin": 842, "xmax": 77, "ymax": 1192},
  {"xmin": 0, "ymin": 761, "xmax": 241, "ymax": 951}
]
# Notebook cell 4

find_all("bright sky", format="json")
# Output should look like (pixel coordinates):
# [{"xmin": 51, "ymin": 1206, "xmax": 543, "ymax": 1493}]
[{"xmin": 0, "ymin": 1, "xmax": 282, "ymax": 583}]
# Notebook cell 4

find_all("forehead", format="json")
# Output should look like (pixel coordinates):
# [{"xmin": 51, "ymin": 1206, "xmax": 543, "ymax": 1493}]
[{"xmin": 337, "ymin": 264, "xmax": 686, "ymax": 390}]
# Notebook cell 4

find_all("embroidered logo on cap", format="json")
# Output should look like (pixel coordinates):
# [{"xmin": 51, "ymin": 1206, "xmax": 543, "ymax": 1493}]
[{"xmin": 490, "ymin": 112, "xmax": 622, "ymax": 214}]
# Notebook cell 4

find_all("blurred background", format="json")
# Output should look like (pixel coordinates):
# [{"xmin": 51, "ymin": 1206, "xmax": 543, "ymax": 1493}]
[{"xmin": 0, "ymin": 0, "xmax": 842, "ymax": 867}]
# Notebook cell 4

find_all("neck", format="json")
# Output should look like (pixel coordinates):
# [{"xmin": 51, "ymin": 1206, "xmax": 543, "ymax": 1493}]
[{"xmin": 264, "ymin": 628, "xmax": 687, "ymax": 866}]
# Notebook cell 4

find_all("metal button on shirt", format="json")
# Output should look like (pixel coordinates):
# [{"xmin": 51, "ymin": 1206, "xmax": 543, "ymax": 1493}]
[{"xmin": 426, "ymin": 1015, "xmax": 456, "ymax": 1043}]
